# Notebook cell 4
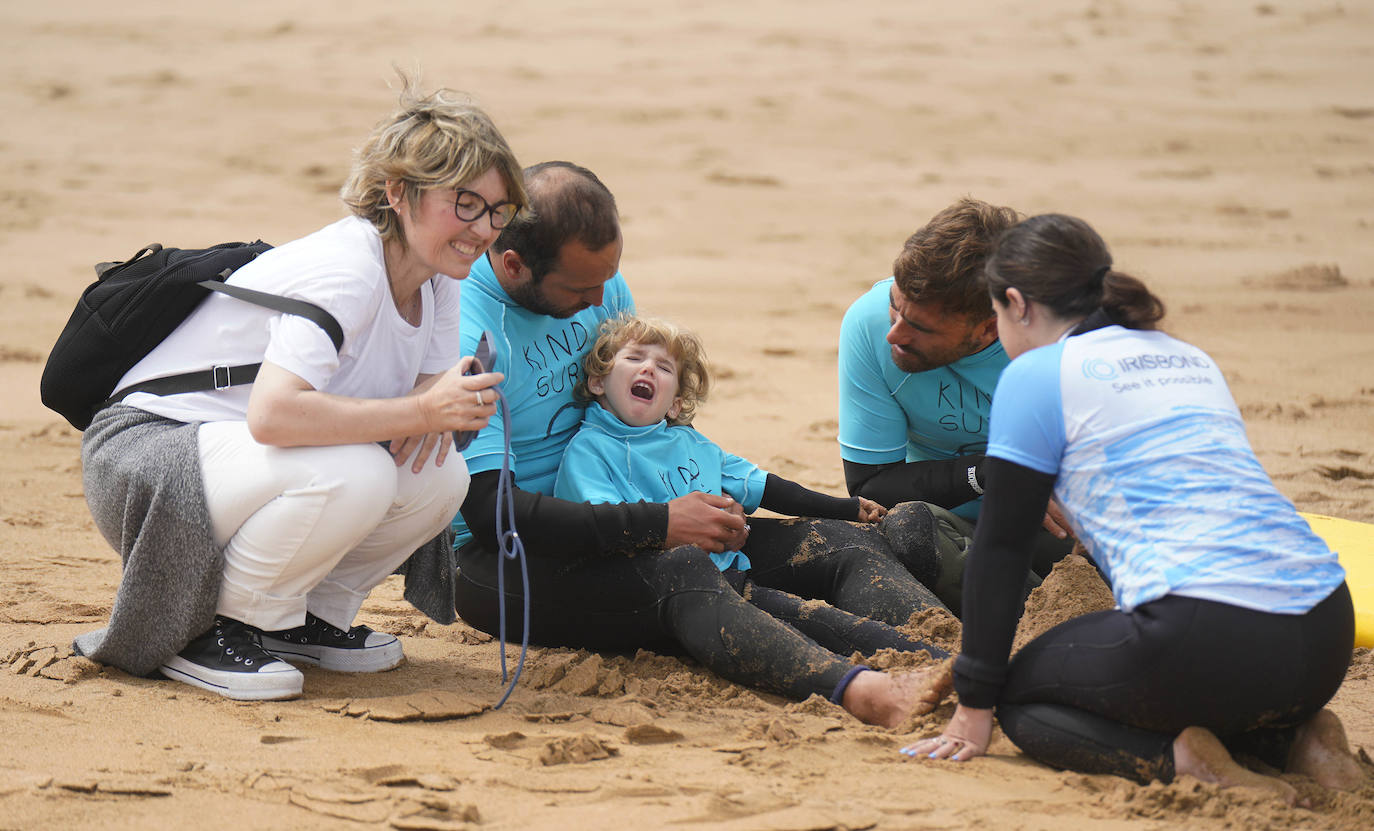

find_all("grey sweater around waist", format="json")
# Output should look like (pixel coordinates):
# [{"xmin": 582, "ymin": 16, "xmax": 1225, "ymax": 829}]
[{"xmin": 75, "ymin": 405, "xmax": 456, "ymax": 676}]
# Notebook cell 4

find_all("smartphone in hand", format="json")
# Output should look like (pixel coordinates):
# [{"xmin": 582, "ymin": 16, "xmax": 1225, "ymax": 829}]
[{"xmin": 453, "ymin": 330, "xmax": 497, "ymax": 452}]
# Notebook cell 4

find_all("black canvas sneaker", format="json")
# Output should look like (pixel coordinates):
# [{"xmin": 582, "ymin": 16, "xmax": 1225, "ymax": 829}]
[
  {"xmin": 160, "ymin": 617, "xmax": 303, "ymax": 700},
  {"xmin": 260, "ymin": 613, "xmax": 404, "ymax": 673}
]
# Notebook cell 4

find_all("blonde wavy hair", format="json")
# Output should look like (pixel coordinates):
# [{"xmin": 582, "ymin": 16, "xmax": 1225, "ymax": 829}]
[
  {"xmin": 340, "ymin": 78, "xmax": 527, "ymax": 245},
  {"xmin": 576, "ymin": 314, "xmax": 711, "ymax": 426}
]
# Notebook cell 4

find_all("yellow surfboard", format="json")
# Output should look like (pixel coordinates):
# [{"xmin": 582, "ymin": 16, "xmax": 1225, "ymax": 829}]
[{"xmin": 1301, "ymin": 512, "xmax": 1374, "ymax": 649}]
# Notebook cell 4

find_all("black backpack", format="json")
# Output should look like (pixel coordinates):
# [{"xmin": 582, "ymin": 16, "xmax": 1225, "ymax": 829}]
[{"xmin": 41, "ymin": 241, "xmax": 343, "ymax": 430}]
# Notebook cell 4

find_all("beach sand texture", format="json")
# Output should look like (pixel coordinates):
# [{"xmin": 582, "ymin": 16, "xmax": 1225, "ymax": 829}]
[{"xmin": 3, "ymin": 1, "xmax": 1373, "ymax": 828}]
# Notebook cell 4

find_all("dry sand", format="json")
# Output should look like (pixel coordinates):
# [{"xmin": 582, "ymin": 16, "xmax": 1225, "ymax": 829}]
[{"xmin": 3, "ymin": 1, "xmax": 1373, "ymax": 828}]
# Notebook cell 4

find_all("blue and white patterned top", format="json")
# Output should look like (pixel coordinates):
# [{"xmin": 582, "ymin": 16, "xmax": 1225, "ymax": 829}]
[{"xmin": 987, "ymin": 324, "xmax": 1344, "ymax": 613}]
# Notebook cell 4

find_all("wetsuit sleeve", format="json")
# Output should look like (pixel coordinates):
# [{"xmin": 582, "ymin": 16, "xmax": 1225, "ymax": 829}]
[
  {"xmin": 953, "ymin": 457, "xmax": 1056, "ymax": 708},
  {"xmin": 458, "ymin": 469, "xmax": 667, "ymax": 559},
  {"xmin": 759, "ymin": 473, "xmax": 862, "ymax": 521},
  {"xmin": 843, "ymin": 456, "xmax": 986, "ymax": 510}
]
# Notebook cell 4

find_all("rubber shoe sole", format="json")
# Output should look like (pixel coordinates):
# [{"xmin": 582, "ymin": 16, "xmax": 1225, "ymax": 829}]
[
  {"xmin": 160, "ymin": 655, "xmax": 303, "ymax": 701},
  {"xmin": 260, "ymin": 631, "xmax": 405, "ymax": 673}
]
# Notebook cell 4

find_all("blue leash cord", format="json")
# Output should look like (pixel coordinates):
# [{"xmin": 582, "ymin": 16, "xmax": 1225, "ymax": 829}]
[{"xmin": 490, "ymin": 387, "xmax": 529, "ymax": 709}]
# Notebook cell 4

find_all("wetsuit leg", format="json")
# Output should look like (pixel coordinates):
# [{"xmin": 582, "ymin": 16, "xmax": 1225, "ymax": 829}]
[
  {"xmin": 993, "ymin": 583, "xmax": 1353, "ymax": 783},
  {"xmin": 740, "ymin": 514, "xmax": 945, "ymax": 626},
  {"xmin": 997, "ymin": 702, "xmax": 1176, "ymax": 783},
  {"xmin": 744, "ymin": 581, "xmax": 948, "ymax": 660},
  {"xmin": 911, "ymin": 504, "xmax": 1064, "ymax": 617},
  {"xmin": 456, "ymin": 542, "xmax": 858, "ymax": 701},
  {"xmin": 457, "ymin": 540, "xmax": 677, "ymax": 651},
  {"xmin": 907, "ymin": 504, "xmax": 976, "ymax": 614},
  {"xmin": 1028, "ymin": 527, "xmax": 1077, "ymax": 580}
]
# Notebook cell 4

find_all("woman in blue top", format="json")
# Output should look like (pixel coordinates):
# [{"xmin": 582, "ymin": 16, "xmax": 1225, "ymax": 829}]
[
  {"xmin": 554, "ymin": 314, "xmax": 950, "ymax": 725},
  {"xmin": 903, "ymin": 214, "xmax": 1363, "ymax": 802}
]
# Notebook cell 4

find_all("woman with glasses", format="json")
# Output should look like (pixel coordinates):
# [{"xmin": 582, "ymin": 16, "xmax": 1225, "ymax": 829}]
[
  {"xmin": 77, "ymin": 81, "xmax": 526, "ymax": 701},
  {"xmin": 902, "ymin": 214, "xmax": 1363, "ymax": 802}
]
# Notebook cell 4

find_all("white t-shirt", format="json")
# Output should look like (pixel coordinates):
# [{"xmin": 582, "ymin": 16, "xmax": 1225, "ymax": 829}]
[{"xmin": 117, "ymin": 216, "xmax": 462, "ymax": 423}]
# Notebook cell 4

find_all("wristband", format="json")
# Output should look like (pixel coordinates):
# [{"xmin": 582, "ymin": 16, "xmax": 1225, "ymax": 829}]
[{"xmin": 966, "ymin": 465, "xmax": 984, "ymax": 495}]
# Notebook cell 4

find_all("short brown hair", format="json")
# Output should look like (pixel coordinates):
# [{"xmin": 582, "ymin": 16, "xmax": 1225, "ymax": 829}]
[
  {"xmin": 577, "ymin": 314, "xmax": 710, "ymax": 426},
  {"xmin": 892, "ymin": 198, "xmax": 1021, "ymax": 321},
  {"xmin": 340, "ymin": 79, "xmax": 527, "ymax": 245},
  {"xmin": 492, "ymin": 161, "xmax": 620, "ymax": 282}
]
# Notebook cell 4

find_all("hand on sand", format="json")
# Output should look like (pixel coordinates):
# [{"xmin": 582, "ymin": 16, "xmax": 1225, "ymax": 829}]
[{"xmin": 901, "ymin": 703, "xmax": 993, "ymax": 762}]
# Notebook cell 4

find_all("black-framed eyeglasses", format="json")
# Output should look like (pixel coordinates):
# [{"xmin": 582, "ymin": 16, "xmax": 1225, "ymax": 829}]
[{"xmin": 454, "ymin": 189, "xmax": 520, "ymax": 229}]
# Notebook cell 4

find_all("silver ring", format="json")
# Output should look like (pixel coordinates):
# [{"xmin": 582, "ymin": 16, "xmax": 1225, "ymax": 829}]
[{"xmin": 475, "ymin": 391, "xmax": 485, "ymax": 406}]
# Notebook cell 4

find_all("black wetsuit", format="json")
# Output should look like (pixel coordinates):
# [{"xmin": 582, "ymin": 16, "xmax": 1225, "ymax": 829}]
[
  {"xmin": 456, "ymin": 472, "xmax": 947, "ymax": 702},
  {"xmin": 955, "ymin": 444, "xmax": 1354, "ymax": 783}
]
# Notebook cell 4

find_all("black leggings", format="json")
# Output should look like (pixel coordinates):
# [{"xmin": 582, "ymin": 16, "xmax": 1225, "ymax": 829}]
[
  {"xmin": 455, "ymin": 515, "xmax": 945, "ymax": 701},
  {"xmin": 730, "ymin": 510, "xmax": 945, "ymax": 623},
  {"xmin": 743, "ymin": 580, "xmax": 944, "ymax": 660},
  {"xmin": 996, "ymin": 583, "xmax": 1354, "ymax": 783}
]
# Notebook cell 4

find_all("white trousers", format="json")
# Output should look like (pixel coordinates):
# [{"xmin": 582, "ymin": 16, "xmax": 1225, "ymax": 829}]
[{"xmin": 197, "ymin": 421, "xmax": 468, "ymax": 632}]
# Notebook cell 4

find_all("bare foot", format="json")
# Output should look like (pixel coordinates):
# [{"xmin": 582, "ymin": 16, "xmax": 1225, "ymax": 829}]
[
  {"xmin": 842, "ymin": 662, "xmax": 953, "ymax": 728},
  {"xmin": 1173, "ymin": 726, "xmax": 1297, "ymax": 806},
  {"xmin": 1287, "ymin": 709, "xmax": 1367, "ymax": 790}
]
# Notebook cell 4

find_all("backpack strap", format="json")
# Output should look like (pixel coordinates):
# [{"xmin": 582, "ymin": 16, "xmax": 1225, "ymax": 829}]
[
  {"xmin": 103, "ymin": 281, "xmax": 343, "ymax": 408},
  {"xmin": 201, "ymin": 280, "xmax": 344, "ymax": 351}
]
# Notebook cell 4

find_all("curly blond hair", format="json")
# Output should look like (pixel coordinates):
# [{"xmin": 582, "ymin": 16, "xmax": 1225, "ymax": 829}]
[
  {"xmin": 576, "ymin": 314, "xmax": 710, "ymax": 426},
  {"xmin": 340, "ymin": 77, "xmax": 527, "ymax": 245}
]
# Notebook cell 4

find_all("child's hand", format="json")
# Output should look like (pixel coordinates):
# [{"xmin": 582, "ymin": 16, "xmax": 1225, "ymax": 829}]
[{"xmin": 857, "ymin": 497, "xmax": 887, "ymax": 522}]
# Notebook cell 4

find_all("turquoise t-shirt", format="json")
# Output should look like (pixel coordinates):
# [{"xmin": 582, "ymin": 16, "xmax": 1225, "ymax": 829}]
[
  {"xmin": 837, "ymin": 278, "xmax": 1007, "ymax": 519},
  {"xmin": 450, "ymin": 254, "xmax": 635, "ymax": 548},
  {"xmin": 554, "ymin": 402, "xmax": 769, "ymax": 571}
]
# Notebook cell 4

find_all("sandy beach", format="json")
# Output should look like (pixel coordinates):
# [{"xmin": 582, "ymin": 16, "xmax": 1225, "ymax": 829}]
[{"xmin": 3, "ymin": 1, "xmax": 1373, "ymax": 828}]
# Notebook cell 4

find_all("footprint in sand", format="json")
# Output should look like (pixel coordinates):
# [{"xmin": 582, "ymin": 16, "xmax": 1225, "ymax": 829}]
[
  {"xmin": 624, "ymin": 723, "xmax": 684, "ymax": 745},
  {"xmin": 1317, "ymin": 465, "xmax": 1374, "ymax": 482},
  {"xmin": 0, "ymin": 191, "xmax": 44, "ymax": 231},
  {"xmin": 483, "ymin": 731, "xmax": 527, "ymax": 750},
  {"xmin": 322, "ymin": 690, "xmax": 486, "ymax": 722},
  {"xmin": 0, "ymin": 346, "xmax": 43, "ymax": 363},
  {"xmin": 1138, "ymin": 166, "xmax": 1214, "ymax": 181},
  {"xmin": 287, "ymin": 786, "xmax": 392, "ymax": 824},
  {"xmin": 3, "ymin": 642, "xmax": 100, "ymax": 683},
  {"xmin": 706, "ymin": 171, "xmax": 782, "ymax": 188},
  {"xmin": 1246, "ymin": 263, "xmax": 1348, "ymax": 291},
  {"xmin": 589, "ymin": 700, "xmax": 656, "ymax": 727},
  {"xmin": 807, "ymin": 418, "xmax": 839, "ymax": 435},
  {"xmin": 538, "ymin": 734, "xmax": 619, "ymax": 766}
]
